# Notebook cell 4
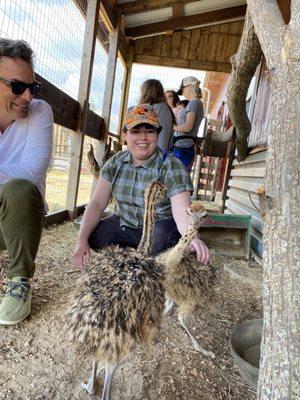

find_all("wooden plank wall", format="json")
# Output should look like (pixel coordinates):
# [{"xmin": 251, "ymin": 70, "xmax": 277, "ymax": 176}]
[
  {"xmin": 203, "ymin": 72, "xmax": 230, "ymax": 115},
  {"xmin": 247, "ymin": 61, "xmax": 271, "ymax": 148},
  {"xmin": 133, "ymin": 21, "xmax": 244, "ymax": 73},
  {"xmin": 225, "ymin": 150, "xmax": 266, "ymax": 257}
]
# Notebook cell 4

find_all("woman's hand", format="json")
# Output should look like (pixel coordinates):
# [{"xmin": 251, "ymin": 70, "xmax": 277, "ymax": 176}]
[
  {"xmin": 73, "ymin": 239, "xmax": 91, "ymax": 271},
  {"xmin": 189, "ymin": 237, "xmax": 210, "ymax": 264}
]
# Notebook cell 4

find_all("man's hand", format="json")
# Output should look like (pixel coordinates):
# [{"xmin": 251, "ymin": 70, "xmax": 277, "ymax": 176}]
[
  {"xmin": 189, "ymin": 238, "xmax": 210, "ymax": 264},
  {"xmin": 73, "ymin": 239, "xmax": 91, "ymax": 271}
]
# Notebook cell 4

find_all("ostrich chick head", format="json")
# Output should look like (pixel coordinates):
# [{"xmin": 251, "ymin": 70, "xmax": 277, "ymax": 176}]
[{"xmin": 186, "ymin": 202, "xmax": 207, "ymax": 227}]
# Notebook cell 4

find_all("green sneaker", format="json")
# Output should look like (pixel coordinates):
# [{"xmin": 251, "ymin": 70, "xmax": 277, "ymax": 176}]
[{"xmin": 0, "ymin": 277, "xmax": 32, "ymax": 325}]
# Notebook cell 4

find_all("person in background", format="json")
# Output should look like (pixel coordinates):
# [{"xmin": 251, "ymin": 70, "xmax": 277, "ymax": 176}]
[
  {"xmin": 73, "ymin": 105, "xmax": 209, "ymax": 271},
  {"xmin": 175, "ymin": 99, "xmax": 189, "ymax": 117},
  {"xmin": 139, "ymin": 79, "xmax": 175, "ymax": 151},
  {"xmin": 0, "ymin": 39, "xmax": 53, "ymax": 325},
  {"xmin": 165, "ymin": 89, "xmax": 180, "ymax": 120},
  {"xmin": 172, "ymin": 76, "xmax": 204, "ymax": 171}
]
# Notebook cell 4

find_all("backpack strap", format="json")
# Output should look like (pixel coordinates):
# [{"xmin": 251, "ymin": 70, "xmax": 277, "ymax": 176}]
[{"xmin": 173, "ymin": 135, "xmax": 197, "ymax": 144}]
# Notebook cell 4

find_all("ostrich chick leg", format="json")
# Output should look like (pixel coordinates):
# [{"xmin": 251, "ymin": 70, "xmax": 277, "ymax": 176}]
[
  {"xmin": 164, "ymin": 297, "xmax": 174, "ymax": 315},
  {"xmin": 178, "ymin": 315, "xmax": 215, "ymax": 359},
  {"xmin": 81, "ymin": 360, "xmax": 99, "ymax": 395},
  {"xmin": 101, "ymin": 363, "xmax": 118, "ymax": 400}
]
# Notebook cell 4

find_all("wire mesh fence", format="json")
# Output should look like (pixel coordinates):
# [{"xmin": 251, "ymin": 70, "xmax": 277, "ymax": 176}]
[
  {"xmin": 109, "ymin": 58, "xmax": 125, "ymax": 134},
  {"xmin": 0, "ymin": 0, "xmax": 85, "ymax": 98},
  {"xmin": 1, "ymin": 2, "xmax": 207, "ymax": 214},
  {"xmin": 1, "ymin": 0, "xmax": 126, "ymax": 213},
  {"xmin": 46, "ymin": 125, "xmax": 97, "ymax": 213},
  {"xmin": 46, "ymin": 125, "xmax": 71, "ymax": 212}
]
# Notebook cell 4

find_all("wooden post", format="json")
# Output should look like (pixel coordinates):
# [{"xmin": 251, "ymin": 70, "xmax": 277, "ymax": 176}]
[
  {"xmin": 66, "ymin": 0, "xmax": 100, "ymax": 218},
  {"xmin": 101, "ymin": 11, "xmax": 121, "ymax": 140},
  {"xmin": 90, "ymin": 11, "xmax": 121, "ymax": 195},
  {"xmin": 221, "ymin": 141, "xmax": 235, "ymax": 213},
  {"xmin": 119, "ymin": 46, "xmax": 134, "ymax": 145},
  {"xmin": 116, "ymin": 54, "xmax": 130, "ymax": 140}
]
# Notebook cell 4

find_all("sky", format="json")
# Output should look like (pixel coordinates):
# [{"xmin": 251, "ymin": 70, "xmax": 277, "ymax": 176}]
[{"xmin": 0, "ymin": 0, "xmax": 206, "ymax": 133}]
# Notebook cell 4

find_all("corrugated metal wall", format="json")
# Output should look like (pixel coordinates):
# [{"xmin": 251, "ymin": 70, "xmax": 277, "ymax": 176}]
[{"xmin": 225, "ymin": 150, "xmax": 266, "ymax": 258}]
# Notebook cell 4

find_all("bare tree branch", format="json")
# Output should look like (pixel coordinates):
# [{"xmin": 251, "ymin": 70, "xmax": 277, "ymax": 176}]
[
  {"xmin": 227, "ymin": 10, "xmax": 262, "ymax": 162},
  {"xmin": 246, "ymin": 0, "xmax": 286, "ymax": 68}
]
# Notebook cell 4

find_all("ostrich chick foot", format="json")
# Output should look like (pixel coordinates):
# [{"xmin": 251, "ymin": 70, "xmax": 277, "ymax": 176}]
[
  {"xmin": 178, "ymin": 315, "xmax": 215, "ymax": 359},
  {"xmin": 192, "ymin": 341, "xmax": 215, "ymax": 359},
  {"xmin": 81, "ymin": 377, "xmax": 96, "ymax": 395},
  {"xmin": 81, "ymin": 360, "xmax": 99, "ymax": 395}
]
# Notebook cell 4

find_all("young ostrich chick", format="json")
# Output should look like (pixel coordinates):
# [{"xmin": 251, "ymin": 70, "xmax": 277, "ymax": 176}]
[
  {"xmin": 157, "ymin": 202, "xmax": 218, "ymax": 359},
  {"xmin": 66, "ymin": 182, "xmax": 166, "ymax": 400}
]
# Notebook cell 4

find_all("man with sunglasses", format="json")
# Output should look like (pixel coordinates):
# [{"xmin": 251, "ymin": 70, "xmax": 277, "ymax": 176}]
[
  {"xmin": 0, "ymin": 39, "xmax": 53, "ymax": 325},
  {"xmin": 74, "ymin": 104, "xmax": 210, "ymax": 271}
]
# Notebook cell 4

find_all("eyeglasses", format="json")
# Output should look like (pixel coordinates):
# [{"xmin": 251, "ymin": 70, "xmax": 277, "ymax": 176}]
[
  {"xmin": 128, "ymin": 127, "xmax": 157, "ymax": 136},
  {"xmin": 0, "ymin": 76, "xmax": 42, "ymax": 95}
]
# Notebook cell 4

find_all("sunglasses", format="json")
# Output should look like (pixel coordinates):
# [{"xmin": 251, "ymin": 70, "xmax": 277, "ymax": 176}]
[{"xmin": 0, "ymin": 76, "xmax": 42, "ymax": 96}]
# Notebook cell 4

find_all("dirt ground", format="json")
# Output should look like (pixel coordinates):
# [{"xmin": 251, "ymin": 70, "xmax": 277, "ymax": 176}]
[{"xmin": 0, "ymin": 222, "xmax": 263, "ymax": 400}]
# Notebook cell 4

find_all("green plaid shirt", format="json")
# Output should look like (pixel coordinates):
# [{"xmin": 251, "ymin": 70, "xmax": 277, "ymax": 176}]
[{"xmin": 101, "ymin": 148, "xmax": 193, "ymax": 229}]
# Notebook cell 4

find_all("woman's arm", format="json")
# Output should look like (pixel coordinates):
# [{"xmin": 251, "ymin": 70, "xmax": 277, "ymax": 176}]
[
  {"xmin": 170, "ymin": 191, "xmax": 210, "ymax": 264},
  {"xmin": 74, "ymin": 177, "xmax": 112, "ymax": 270},
  {"xmin": 156, "ymin": 103, "xmax": 174, "ymax": 150},
  {"xmin": 173, "ymin": 111, "xmax": 196, "ymax": 132}
]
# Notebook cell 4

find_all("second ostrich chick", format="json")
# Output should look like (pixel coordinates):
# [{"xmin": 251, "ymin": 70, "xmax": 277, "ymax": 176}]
[
  {"xmin": 66, "ymin": 181, "xmax": 166, "ymax": 400},
  {"xmin": 158, "ymin": 202, "xmax": 218, "ymax": 359}
]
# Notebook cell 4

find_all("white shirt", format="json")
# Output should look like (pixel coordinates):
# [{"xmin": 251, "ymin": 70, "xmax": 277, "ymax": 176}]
[{"xmin": 0, "ymin": 99, "xmax": 53, "ymax": 205}]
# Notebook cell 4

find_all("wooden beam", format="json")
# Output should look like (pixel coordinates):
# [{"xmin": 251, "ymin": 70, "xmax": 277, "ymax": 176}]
[
  {"xmin": 66, "ymin": 0, "xmax": 100, "ymax": 218},
  {"xmin": 35, "ymin": 73, "xmax": 104, "ymax": 140},
  {"xmin": 119, "ymin": 46, "xmax": 134, "ymax": 144},
  {"xmin": 118, "ymin": 31, "xmax": 131, "ymax": 66},
  {"xmin": 91, "ymin": 12, "xmax": 122, "ymax": 195},
  {"xmin": 173, "ymin": 3, "xmax": 183, "ymax": 19},
  {"xmin": 45, "ymin": 205, "xmax": 86, "ymax": 227},
  {"xmin": 119, "ymin": 0, "xmax": 194, "ymax": 15},
  {"xmin": 134, "ymin": 54, "xmax": 232, "ymax": 73},
  {"xmin": 101, "ymin": 12, "xmax": 121, "ymax": 135},
  {"xmin": 35, "ymin": 73, "xmax": 78, "ymax": 132},
  {"xmin": 125, "ymin": 5, "xmax": 247, "ymax": 38},
  {"xmin": 100, "ymin": 0, "xmax": 115, "ymax": 30},
  {"xmin": 74, "ymin": 0, "xmax": 109, "ymax": 50}
]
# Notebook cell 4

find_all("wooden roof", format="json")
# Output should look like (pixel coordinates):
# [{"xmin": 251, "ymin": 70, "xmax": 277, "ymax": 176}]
[
  {"xmin": 112, "ymin": 0, "xmax": 247, "ymax": 73},
  {"xmin": 115, "ymin": 0, "xmax": 246, "ymax": 38},
  {"xmin": 74, "ymin": 1, "xmax": 247, "ymax": 72},
  {"xmin": 133, "ymin": 20, "xmax": 244, "ymax": 72}
]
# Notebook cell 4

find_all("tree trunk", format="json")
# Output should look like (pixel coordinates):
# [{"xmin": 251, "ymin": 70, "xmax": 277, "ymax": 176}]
[
  {"xmin": 246, "ymin": 1, "xmax": 300, "ymax": 399},
  {"xmin": 227, "ymin": 9, "xmax": 262, "ymax": 161}
]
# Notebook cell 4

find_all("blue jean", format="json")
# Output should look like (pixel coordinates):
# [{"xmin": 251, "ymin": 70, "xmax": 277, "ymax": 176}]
[
  {"xmin": 172, "ymin": 145, "xmax": 195, "ymax": 171},
  {"xmin": 88, "ymin": 214, "xmax": 181, "ymax": 256}
]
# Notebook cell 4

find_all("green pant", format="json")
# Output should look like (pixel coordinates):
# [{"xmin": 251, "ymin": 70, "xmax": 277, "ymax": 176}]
[{"xmin": 0, "ymin": 179, "xmax": 45, "ymax": 279}]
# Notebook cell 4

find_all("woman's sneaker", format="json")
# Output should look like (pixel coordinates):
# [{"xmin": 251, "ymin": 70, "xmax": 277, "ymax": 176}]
[{"xmin": 0, "ymin": 277, "xmax": 32, "ymax": 325}]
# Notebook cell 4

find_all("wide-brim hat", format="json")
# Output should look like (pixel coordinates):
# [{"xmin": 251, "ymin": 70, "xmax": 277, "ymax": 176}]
[
  {"xmin": 124, "ymin": 104, "xmax": 161, "ymax": 131},
  {"xmin": 176, "ymin": 76, "xmax": 201, "ymax": 96}
]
